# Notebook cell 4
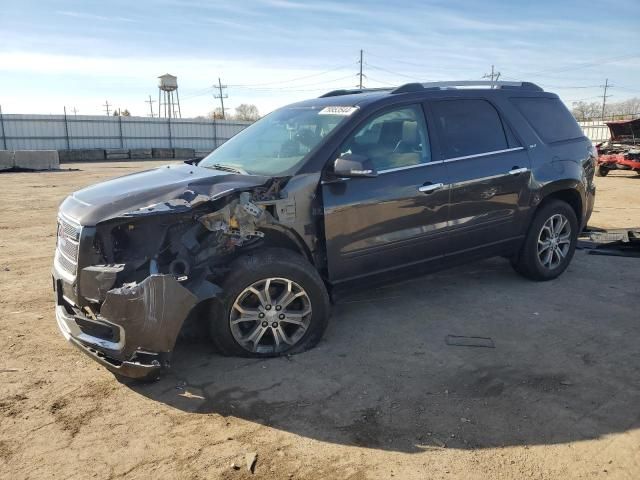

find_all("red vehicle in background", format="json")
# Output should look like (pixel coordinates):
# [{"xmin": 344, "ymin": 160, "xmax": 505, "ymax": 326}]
[{"xmin": 596, "ymin": 118, "xmax": 640, "ymax": 176}]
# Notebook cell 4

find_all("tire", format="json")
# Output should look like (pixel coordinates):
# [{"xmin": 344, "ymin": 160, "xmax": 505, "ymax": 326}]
[
  {"xmin": 511, "ymin": 200, "xmax": 578, "ymax": 281},
  {"xmin": 208, "ymin": 248, "xmax": 330, "ymax": 357},
  {"xmin": 596, "ymin": 165, "xmax": 609, "ymax": 177}
]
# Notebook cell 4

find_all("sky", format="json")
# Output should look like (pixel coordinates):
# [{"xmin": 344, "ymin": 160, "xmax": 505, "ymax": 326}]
[{"xmin": 1, "ymin": 0, "xmax": 639, "ymax": 118}]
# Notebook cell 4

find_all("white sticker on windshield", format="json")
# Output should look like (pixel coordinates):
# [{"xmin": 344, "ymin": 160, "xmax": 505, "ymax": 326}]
[{"xmin": 318, "ymin": 106, "xmax": 358, "ymax": 116}]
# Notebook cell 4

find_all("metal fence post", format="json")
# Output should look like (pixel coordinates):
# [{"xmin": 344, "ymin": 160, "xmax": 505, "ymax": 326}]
[
  {"xmin": 63, "ymin": 107, "xmax": 71, "ymax": 150},
  {"xmin": 0, "ymin": 105, "xmax": 7, "ymax": 150},
  {"xmin": 118, "ymin": 115, "xmax": 124, "ymax": 148},
  {"xmin": 213, "ymin": 118, "xmax": 218, "ymax": 150}
]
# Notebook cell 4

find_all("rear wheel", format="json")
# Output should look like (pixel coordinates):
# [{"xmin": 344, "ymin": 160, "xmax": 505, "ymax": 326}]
[
  {"xmin": 596, "ymin": 165, "xmax": 609, "ymax": 177},
  {"xmin": 209, "ymin": 248, "xmax": 330, "ymax": 357},
  {"xmin": 511, "ymin": 200, "xmax": 578, "ymax": 281}
]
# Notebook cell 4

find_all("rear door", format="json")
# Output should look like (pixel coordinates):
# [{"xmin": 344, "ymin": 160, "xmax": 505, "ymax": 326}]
[
  {"xmin": 428, "ymin": 98, "xmax": 532, "ymax": 255},
  {"xmin": 322, "ymin": 104, "xmax": 449, "ymax": 282}
]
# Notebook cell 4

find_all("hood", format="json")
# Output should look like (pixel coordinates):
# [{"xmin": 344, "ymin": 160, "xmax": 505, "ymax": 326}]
[{"xmin": 59, "ymin": 163, "xmax": 271, "ymax": 226}]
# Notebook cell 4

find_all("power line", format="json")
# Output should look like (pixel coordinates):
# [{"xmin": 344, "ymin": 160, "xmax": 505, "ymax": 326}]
[
  {"xmin": 231, "ymin": 74, "xmax": 358, "ymax": 91},
  {"xmin": 180, "ymin": 87, "xmax": 215, "ymax": 101},
  {"xmin": 229, "ymin": 62, "xmax": 357, "ymax": 88},
  {"xmin": 366, "ymin": 51, "xmax": 431, "ymax": 69},
  {"xmin": 365, "ymin": 76, "xmax": 397, "ymax": 86},
  {"xmin": 504, "ymin": 53, "xmax": 640, "ymax": 79},
  {"xmin": 364, "ymin": 63, "xmax": 426, "ymax": 81}
]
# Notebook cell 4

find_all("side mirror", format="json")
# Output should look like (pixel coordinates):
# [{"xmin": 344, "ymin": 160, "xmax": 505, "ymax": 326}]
[{"xmin": 333, "ymin": 153, "xmax": 377, "ymax": 178}]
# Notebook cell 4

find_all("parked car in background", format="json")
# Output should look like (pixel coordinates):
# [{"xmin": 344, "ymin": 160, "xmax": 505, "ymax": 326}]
[
  {"xmin": 53, "ymin": 80, "xmax": 597, "ymax": 379},
  {"xmin": 595, "ymin": 118, "xmax": 640, "ymax": 176}
]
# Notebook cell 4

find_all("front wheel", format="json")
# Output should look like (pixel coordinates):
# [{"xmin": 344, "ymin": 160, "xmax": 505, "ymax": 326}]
[
  {"xmin": 596, "ymin": 165, "xmax": 609, "ymax": 177},
  {"xmin": 209, "ymin": 248, "xmax": 330, "ymax": 357},
  {"xmin": 511, "ymin": 200, "xmax": 578, "ymax": 281}
]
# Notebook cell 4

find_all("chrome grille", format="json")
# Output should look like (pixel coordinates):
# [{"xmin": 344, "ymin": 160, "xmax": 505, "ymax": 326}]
[{"xmin": 56, "ymin": 216, "xmax": 81, "ymax": 278}]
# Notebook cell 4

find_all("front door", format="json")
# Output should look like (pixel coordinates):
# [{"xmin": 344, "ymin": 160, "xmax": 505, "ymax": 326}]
[
  {"xmin": 428, "ymin": 98, "xmax": 532, "ymax": 255},
  {"xmin": 322, "ymin": 104, "xmax": 450, "ymax": 283}
]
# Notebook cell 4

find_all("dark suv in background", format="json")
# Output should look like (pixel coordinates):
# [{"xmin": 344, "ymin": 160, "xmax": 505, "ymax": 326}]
[{"xmin": 53, "ymin": 80, "xmax": 596, "ymax": 378}]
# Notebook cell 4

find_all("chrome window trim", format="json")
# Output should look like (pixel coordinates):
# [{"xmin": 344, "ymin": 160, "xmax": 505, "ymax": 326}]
[
  {"xmin": 442, "ymin": 147, "xmax": 524, "ymax": 164},
  {"xmin": 323, "ymin": 146, "xmax": 524, "ymax": 178},
  {"xmin": 378, "ymin": 161, "xmax": 443, "ymax": 175}
]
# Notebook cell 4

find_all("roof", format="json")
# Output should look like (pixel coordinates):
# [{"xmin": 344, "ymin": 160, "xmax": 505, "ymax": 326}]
[{"xmin": 286, "ymin": 80, "xmax": 546, "ymax": 110}]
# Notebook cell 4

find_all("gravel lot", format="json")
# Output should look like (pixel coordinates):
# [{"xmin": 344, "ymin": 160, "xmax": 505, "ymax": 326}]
[{"xmin": 1, "ymin": 162, "xmax": 639, "ymax": 479}]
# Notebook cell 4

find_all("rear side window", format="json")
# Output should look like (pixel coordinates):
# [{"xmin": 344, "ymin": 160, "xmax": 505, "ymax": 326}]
[
  {"xmin": 511, "ymin": 97, "xmax": 584, "ymax": 144},
  {"xmin": 430, "ymin": 99, "xmax": 508, "ymax": 159}
]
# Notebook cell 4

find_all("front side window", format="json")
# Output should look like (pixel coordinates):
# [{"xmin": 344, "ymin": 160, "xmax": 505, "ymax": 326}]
[
  {"xmin": 431, "ymin": 99, "xmax": 508, "ymax": 159},
  {"xmin": 199, "ymin": 107, "xmax": 349, "ymax": 176},
  {"xmin": 338, "ymin": 105, "xmax": 431, "ymax": 171}
]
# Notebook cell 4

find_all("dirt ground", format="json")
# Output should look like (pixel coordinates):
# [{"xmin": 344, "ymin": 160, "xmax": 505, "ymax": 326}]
[{"xmin": 1, "ymin": 162, "xmax": 639, "ymax": 480}]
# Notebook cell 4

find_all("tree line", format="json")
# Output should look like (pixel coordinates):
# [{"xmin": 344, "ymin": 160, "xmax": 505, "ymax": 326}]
[
  {"xmin": 571, "ymin": 97, "xmax": 640, "ymax": 122},
  {"xmin": 204, "ymin": 104, "xmax": 261, "ymax": 122}
]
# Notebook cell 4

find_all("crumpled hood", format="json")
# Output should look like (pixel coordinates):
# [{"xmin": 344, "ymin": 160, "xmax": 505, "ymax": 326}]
[{"xmin": 59, "ymin": 163, "xmax": 270, "ymax": 226}]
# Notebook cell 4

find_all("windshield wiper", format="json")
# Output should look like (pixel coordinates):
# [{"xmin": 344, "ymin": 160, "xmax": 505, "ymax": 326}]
[{"xmin": 210, "ymin": 163, "xmax": 248, "ymax": 175}]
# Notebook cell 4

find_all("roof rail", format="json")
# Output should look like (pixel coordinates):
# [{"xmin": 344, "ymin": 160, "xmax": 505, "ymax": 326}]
[
  {"xmin": 319, "ymin": 87, "xmax": 392, "ymax": 98},
  {"xmin": 391, "ymin": 80, "xmax": 543, "ymax": 94}
]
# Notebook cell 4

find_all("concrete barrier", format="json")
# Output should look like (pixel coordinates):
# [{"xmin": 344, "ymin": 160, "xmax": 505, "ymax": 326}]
[
  {"xmin": 0, "ymin": 150, "xmax": 15, "ymax": 171},
  {"xmin": 59, "ymin": 149, "xmax": 106, "ymax": 162},
  {"xmin": 173, "ymin": 148, "xmax": 196, "ymax": 159},
  {"xmin": 152, "ymin": 148, "xmax": 174, "ymax": 158},
  {"xmin": 130, "ymin": 148, "xmax": 152, "ymax": 159},
  {"xmin": 105, "ymin": 149, "xmax": 130, "ymax": 160},
  {"xmin": 13, "ymin": 150, "xmax": 59, "ymax": 170}
]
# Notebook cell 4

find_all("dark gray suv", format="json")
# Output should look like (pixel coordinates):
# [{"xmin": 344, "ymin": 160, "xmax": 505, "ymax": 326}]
[{"xmin": 53, "ymin": 80, "xmax": 596, "ymax": 378}]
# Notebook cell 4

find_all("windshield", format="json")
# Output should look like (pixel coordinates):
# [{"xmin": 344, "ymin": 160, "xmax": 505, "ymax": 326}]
[{"xmin": 199, "ymin": 106, "xmax": 352, "ymax": 176}]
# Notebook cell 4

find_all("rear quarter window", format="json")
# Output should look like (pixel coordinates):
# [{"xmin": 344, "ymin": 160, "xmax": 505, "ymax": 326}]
[{"xmin": 511, "ymin": 97, "xmax": 584, "ymax": 144}]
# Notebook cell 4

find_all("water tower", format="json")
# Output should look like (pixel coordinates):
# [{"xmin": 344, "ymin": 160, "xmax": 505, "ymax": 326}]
[{"xmin": 158, "ymin": 73, "xmax": 181, "ymax": 118}]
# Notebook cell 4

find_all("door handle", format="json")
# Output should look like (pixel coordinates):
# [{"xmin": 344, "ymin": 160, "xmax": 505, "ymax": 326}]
[
  {"xmin": 508, "ymin": 167, "xmax": 529, "ymax": 175},
  {"xmin": 418, "ymin": 182, "xmax": 444, "ymax": 193}
]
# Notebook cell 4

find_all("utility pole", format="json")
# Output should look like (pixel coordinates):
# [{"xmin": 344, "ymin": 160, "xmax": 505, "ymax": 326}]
[
  {"xmin": 146, "ymin": 95, "xmax": 156, "ymax": 117},
  {"xmin": 358, "ymin": 49, "xmax": 364, "ymax": 90},
  {"xmin": 70, "ymin": 107, "xmax": 78, "ymax": 116},
  {"xmin": 214, "ymin": 77, "xmax": 228, "ymax": 119},
  {"xmin": 600, "ymin": 78, "xmax": 612, "ymax": 119},
  {"xmin": 103, "ymin": 100, "xmax": 111, "ymax": 116},
  {"xmin": 482, "ymin": 65, "xmax": 501, "ymax": 88}
]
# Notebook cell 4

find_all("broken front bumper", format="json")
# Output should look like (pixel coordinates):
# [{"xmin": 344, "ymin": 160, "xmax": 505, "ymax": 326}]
[
  {"xmin": 55, "ymin": 304, "xmax": 161, "ymax": 379},
  {"xmin": 53, "ymin": 266, "xmax": 211, "ymax": 379}
]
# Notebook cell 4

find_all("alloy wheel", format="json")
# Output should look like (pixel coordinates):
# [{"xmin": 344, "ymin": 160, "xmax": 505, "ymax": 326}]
[
  {"xmin": 229, "ymin": 277, "xmax": 312, "ymax": 354},
  {"xmin": 537, "ymin": 214, "xmax": 571, "ymax": 269}
]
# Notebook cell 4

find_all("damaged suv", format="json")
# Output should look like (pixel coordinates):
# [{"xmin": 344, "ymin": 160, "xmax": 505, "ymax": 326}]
[{"xmin": 53, "ymin": 81, "xmax": 596, "ymax": 379}]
